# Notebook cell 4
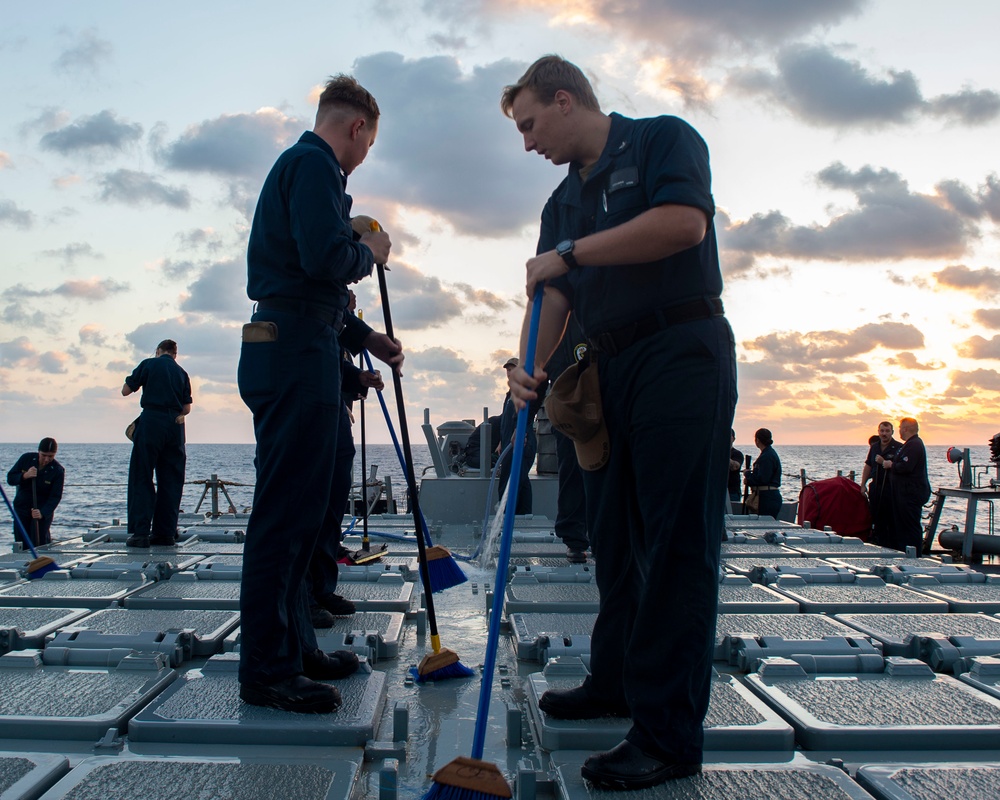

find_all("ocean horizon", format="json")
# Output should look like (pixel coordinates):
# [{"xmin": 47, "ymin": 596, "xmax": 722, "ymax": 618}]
[{"xmin": 3, "ymin": 442, "xmax": 997, "ymax": 541}]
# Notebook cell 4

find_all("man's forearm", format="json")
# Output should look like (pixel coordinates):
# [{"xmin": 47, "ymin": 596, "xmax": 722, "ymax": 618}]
[{"xmin": 571, "ymin": 204, "xmax": 708, "ymax": 268}]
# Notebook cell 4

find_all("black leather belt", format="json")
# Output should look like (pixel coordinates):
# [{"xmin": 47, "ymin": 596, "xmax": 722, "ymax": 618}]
[
  {"xmin": 589, "ymin": 297, "xmax": 724, "ymax": 357},
  {"xmin": 256, "ymin": 297, "xmax": 345, "ymax": 332}
]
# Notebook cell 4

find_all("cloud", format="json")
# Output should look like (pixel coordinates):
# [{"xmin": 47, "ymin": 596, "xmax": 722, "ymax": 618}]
[
  {"xmin": 945, "ymin": 369, "xmax": 1000, "ymax": 396},
  {"xmin": 0, "ymin": 200, "xmax": 34, "ymax": 229},
  {"xmin": 176, "ymin": 227, "xmax": 225, "ymax": 253},
  {"xmin": 0, "ymin": 336, "xmax": 70, "ymax": 374},
  {"xmin": 39, "ymin": 109, "xmax": 143, "ymax": 155},
  {"xmin": 179, "ymin": 259, "xmax": 253, "ymax": 321},
  {"xmin": 79, "ymin": 324, "xmax": 109, "ymax": 348},
  {"xmin": 125, "ymin": 316, "xmax": 244, "ymax": 385},
  {"xmin": 355, "ymin": 258, "xmax": 514, "ymax": 331},
  {"xmin": 730, "ymin": 44, "xmax": 1000, "ymax": 128},
  {"xmin": 722, "ymin": 163, "xmax": 977, "ymax": 266},
  {"xmin": 3, "ymin": 277, "xmax": 130, "ymax": 302},
  {"xmin": 974, "ymin": 309, "xmax": 1000, "ymax": 330},
  {"xmin": 411, "ymin": 346, "xmax": 471, "ymax": 373},
  {"xmin": 97, "ymin": 169, "xmax": 191, "ymax": 209},
  {"xmin": 156, "ymin": 108, "xmax": 302, "ymax": 179},
  {"xmin": 40, "ymin": 242, "xmax": 102, "ymax": 265},
  {"xmin": 743, "ymin": 321, "xmax": 924, "ymax": 364},
  {"xmin": 0, "ymin": 152, "xmax": 11, "ymax": 169},
  {"xmin": 353, "ymin": 52, "xmax": 556, "ymax": 236},
  {"xmin": 18, "ymin": 107, "xmax": 71, "ymax": 138},
  {"xmin": 957, "ymin": 335, "xmax": 1000, "ymax": 359},
  {"xmin": 927, "ymin": 88, "xmax": 1000, "ymax": 126},
  {"xmin": 53, "ymin": 28, "xmax": 112, "ymax": 74},
  {"xmin": 933, "ymin": 265, "xmax": 1000, "ymax": 296},
  {"xmin": 885, "ymin": 351, "xmax": 943, "ymax": 371}
]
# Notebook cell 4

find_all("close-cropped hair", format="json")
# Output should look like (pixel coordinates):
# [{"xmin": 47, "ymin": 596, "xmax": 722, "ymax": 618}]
[
  {"xmin": 317, "ymin": 75, "xmax": 380, "ymax": 123},
  {"xmin": 157, "ymin": 339, "xmax": 178, "ymax": 355},
  {"xmin": 500, "ymin": 54, "xmax": 600, "ymax": 117},
  {"xmin": 900, "ymin": 417, "xmax": 918, "ymax": 428}
]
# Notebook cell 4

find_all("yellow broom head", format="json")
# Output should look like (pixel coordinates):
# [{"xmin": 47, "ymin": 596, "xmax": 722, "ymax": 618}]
[
  {"xmin": 425, "ymin": 545, "xmax": 452, "ymax": 562},
  {"xmin": 431, "ymin": 756, "xmax": 512, "ymax": 798},
  {"xmin": 418, "ymin": 647, "xmax": 460, "ymax": 675}
]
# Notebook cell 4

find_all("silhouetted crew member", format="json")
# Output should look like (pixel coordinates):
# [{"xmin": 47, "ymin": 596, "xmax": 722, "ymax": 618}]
[
  {"xmin": 861, "ymin": 421, "xmax": 900, "ymax": 545},
  {"xmin": 882, "ymin": 417, "xmax": 931, "ymax": 552},
  {"xmin": 6, "ymin": 437, "xmax": 64, "ymax": 547},
  {"xmin": 744, "ymin": 428, "xmax": 782, "ymax": 519},
  {"xmin": 122, "ymin": 339, "xmax": 191, "ymax": 548}
]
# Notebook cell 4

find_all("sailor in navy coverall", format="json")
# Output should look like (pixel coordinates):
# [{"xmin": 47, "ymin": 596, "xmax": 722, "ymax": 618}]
[
  {"xmin": 122, "ymin": 340, "xmax": 191, "ymax": 546},
  {"xmin": 236, "ymin": 75, "xmax": 400, "ymax": 714},
  {"xmin": 503, "ymin": 56, "xmax": 736, "ymax": 789},
  {"xmin": 6, "ymin": 437, "xmax": 64, "ymax": 547}
]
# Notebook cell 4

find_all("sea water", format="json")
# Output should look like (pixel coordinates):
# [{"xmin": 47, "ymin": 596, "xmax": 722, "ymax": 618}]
[{"xmin": 1, "ymin": 442, "xmax": 996, "ymax": 542}]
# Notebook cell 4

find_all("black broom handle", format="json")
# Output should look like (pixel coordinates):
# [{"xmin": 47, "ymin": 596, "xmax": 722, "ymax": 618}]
[{"xmin": 371, "ymin": 229, "xmax": 442, "ymax": 642}]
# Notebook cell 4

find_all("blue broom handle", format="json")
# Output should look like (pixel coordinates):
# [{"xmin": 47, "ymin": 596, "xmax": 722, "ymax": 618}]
[
  {"xmin": 472, "ymin": 283, "xmax": 545, "ymax": 760},
  {"xmin": 0, "ymin": 482, "xmax": 42, "ymax": 559}
]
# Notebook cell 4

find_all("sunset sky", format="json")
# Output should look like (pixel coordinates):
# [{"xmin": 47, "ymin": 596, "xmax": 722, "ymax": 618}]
[{"xmin": 2, "ymin": 1, "xmax": 1000, "ymax": 447}]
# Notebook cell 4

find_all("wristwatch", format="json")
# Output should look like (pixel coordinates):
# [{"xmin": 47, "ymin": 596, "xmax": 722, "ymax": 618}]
[{"xmin": 555, "ymin": 239, "xmax": 579, "ymax": 270}]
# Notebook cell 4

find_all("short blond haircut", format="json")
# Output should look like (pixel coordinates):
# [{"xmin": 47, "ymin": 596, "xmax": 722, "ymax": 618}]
[
  {"xmin": 317, "ymin": 75, "xmax": 380, "ymax": 125},
  {"xmin": 500, "ymin": 55, "xmax": 600, "ymax": 118}
]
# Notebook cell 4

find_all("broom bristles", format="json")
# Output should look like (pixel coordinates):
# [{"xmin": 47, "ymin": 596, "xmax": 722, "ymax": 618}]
[
  {"xmin": 426, "ymin": 545, "xmax": 467, "ymax": 592},
  {"xmin": 26, "ymin": 556, "xmax": 58, "ymax": 579},
  {"xmin": 423, "ymin": 756, "xmax": 512, "ymax": 799},
  {"xmin": 411, "ymin": 647, "xmax": 475, "ymax": 683}
]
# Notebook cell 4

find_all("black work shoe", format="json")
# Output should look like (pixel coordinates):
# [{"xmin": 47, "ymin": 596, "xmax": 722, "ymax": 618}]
[
  {"xmin": 317, "ymin": 593, "xmax": 356, "ymax": 616},
  {"xmin": 538, "ymin": 684, "xmax": 629, "ymax": 720},
  {"xmin": 126, "ymin": 534, "xmax": 151, "ymax": 548},
  {"xmin": 310, "ymin": 605, "xmax": 335, "ymax": 628},
  {"xmin": 581, "ymin": 740, "xmax": 701, "ymax": 790},
  {"xmin": 303, "ymin": 648, "xmax": 360, "ymax": 680},
  {"xmin": 566, "ymin": 548, "xmax": 588, "ymax": 564},
  {"xmin": 239, "ymin": 674, "xmax": 341, "ymax": 714}
]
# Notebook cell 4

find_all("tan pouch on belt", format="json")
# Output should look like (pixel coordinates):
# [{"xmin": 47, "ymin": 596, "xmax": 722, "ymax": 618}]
[{"xmin": 243, "ymin": 321, "xmax": 278, "ymax": 342}]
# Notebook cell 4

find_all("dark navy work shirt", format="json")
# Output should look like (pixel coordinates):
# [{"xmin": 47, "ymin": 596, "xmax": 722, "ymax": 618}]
[
  {"xmin": 746, "ymin": 446, "xmax": 781, "ymax": 489},
  {"xmin": 6, "ymin": 453, "xmax": 65, "ymax": 516},
  {"xmin": 891, "ymin": 435, "xmax": 931, "ymax": 504},
  {"xmin": 865, "ymin": 437, "xmax": 900, "ymax": 494},
  {"xmin": 125, "ymin": 354, "xmax": 192, "ymax": 413},
  {"xmin": 246, "ymin": 131, "xmax": 373, "ymax": 313},
  {"xmin": 544, "ymin": 112, "xmax": 721, "ymax": 336}
]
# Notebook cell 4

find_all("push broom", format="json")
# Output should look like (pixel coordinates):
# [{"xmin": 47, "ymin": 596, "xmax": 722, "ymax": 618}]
[
  {"xmin": 0, "ymin": 482, "xmax": 60, "ymax": 578},
  {"xmin": 370, "ymin": 220, "xmax": 472, "ymax": 682},
  {"xmin": 362, "ymin": 348, "xmax": 471, "ymax": 583},
  {"xmin": 423, "ymin": 284, "xmax": 545, "ymax": 800}
]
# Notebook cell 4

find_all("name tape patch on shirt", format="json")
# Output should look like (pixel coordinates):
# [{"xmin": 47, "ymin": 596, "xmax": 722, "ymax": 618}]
[{"xmin": 608, "ymin": 166, "xmax": 639, "ymax": 193}]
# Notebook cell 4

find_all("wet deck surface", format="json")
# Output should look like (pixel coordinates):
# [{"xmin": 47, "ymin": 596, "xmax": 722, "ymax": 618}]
[{"xmin": 3, "ymin": 517, "xmax": 1000, "ymax": 798}]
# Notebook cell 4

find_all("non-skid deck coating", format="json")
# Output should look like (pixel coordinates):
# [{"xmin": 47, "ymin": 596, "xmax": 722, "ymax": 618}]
[{"xmin": 2, "ymin": 514, "xmax": 1000, "ymax": 799}]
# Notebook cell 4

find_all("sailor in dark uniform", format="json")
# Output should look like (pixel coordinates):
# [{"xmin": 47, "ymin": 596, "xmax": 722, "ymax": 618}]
[
  {"xmin": 861, "ymin": 421, "xmax": 900, "ymax": 544},
  {"xmin": 502, "ymin": 56, "xmax": 736, "ymax": 790},
  {"xmin": 236, "ymin": 75, "xmax": 402, "ymax": 715},
  {"xmin": 122, "ymin": 339, "xmax": 191, "ymax": 547},
  {"xmin": 882, "ymin": 417, "xmax": 931, "ymax": 552},
  {"xmin": 6, "ymin": 437, "xmax": 64, "ymax": 547},
  {"xmin": 745, "ymin": 428, "xmax": 782, "ymax": 519}
]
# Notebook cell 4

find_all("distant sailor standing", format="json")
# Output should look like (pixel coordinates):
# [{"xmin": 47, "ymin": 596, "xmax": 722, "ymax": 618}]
[
  {"xmin": 745, "ymin": 428, "xmax": 782, "ymax": 519},
  {"xmin": 6, "ymin": 437, "xmax": 64, "ymax": 547},
  {"xmin": 121, "ymin": 338, "xmax": 192, "ymax": 548},
  {"xmin": 881, "ymin": 417, "xmax": 931, "ymax": 553}
]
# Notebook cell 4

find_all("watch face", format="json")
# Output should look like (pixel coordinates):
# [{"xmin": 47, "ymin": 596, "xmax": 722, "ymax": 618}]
[{"xmin": 557, "ymin": 239, "xmax": 573, "ymax": 255}]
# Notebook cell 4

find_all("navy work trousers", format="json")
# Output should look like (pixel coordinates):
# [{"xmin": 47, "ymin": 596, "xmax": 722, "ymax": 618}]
[
  {"xmin": 756, "ymin": 489, "xmax": 782, "ymax": 520},
  {"xmin": 581, "ymin": 316, "xmax": 736, "ymax": 764},
  {"xmin": 127, "ymin": 409, "xmax": 186, "ymax": 540},
  {"xmin": 498, "ymin": 429, "xmax": 536, "ymax": 514},
  {"xmin": 237, "ymin": 310, "xmax": 342, "ymax": 685},
  {"xmin": 12, "ymin": 507, "xmax": 51, "ymax": 547},
  {"xmin": 309, "ymin": 400, "xmax": 356, "ymax": 603},
  {"xmin": 553, "ymin": 427, "xmax": 588, "ymax": 551}
]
